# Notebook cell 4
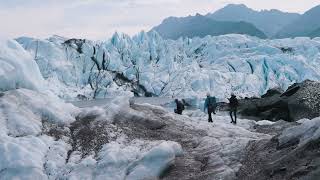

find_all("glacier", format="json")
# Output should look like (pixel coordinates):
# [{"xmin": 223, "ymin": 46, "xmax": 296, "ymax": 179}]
[
  {"xmin": 0, "ymin": 39, "xmax": 45, "ymax": 92},
  {"xmin": 16, "ymin": 33, "xmax": 320, "ymax": 101},
  {"xmin": 0, "ymin": 89, "xmax": 184, "ymax": 179},
  {"xmin": 2, "ymin": 32, "xmax": 320, "ymax": 179},
  {"xmin": 0, "ymin": 38, "xmax": 184, "ymax": 179}
]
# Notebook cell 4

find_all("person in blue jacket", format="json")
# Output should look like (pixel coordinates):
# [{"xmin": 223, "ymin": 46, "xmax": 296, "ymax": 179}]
[{"xmin": 204, "ymin": 93, "xmax": 217, "ymax": 123}]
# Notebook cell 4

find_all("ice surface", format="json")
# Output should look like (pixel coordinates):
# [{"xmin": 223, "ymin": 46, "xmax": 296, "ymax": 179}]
[
  {"xmin": 140, "ymin": 105, "xmax": 271, "ymax": 179},
  {"xmin": 1, "ymin": 87, "xmax": 318, "ymax": 179},
  {"xmin": 0, "ymin": 135, "xmax": 51, "ymax": 179},
  {"xmin": 0, "ymin": 39, "xmax": 45, "ymax": 92},
  {"xmin": 126, "ymin": 141, "xmax": 182, "ymax": 180},
  {"xmin": 0, "ymin": 91, "xmax": 183, "ymax": 179},
  {"xmin": 0, "ymin": 89, "xmax": 78, "ymax": 179},
  {"xmin": 279, "ymin": 117, "xmax": 320, "ymax": 146},
  {"xmin": 0, "ymin": 89, "xmax": 78, "ymax": 137}
]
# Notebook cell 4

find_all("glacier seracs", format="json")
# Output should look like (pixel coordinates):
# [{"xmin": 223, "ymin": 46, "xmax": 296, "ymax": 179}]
[
  {"xmin": 15, "ymin": 33, "xmax": 320, "ymax": 100},
  {"xmin": 0, "ymin": 38, "xmax": 183, "ymax": 179}
]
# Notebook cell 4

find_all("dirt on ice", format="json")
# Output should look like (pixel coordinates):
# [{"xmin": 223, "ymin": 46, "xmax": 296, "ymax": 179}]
[{"xmin": 113, "ymin": 103, "xmax": 270, "ymax": 180}]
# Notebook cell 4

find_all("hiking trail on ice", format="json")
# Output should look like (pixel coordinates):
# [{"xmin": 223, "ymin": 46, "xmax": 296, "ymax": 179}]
[{"xmin": 113, "ymin": 103, "xmax": 271, "ymax": 179}]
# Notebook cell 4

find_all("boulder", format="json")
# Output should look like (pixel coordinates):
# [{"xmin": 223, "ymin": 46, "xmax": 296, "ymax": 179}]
[
  {"xmin": 238, "ymin": 80, "xmax": 320, "ymax": 122},
  {"xmin": 286, "ymin": 80, "xmax": 320, "ymax": 121}
]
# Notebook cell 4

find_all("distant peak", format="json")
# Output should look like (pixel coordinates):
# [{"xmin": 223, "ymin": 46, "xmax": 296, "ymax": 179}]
[
  {"xmin": 162, "ymin": 16, "xmax": 178, "ymax": 23},
  {"xmin": 305, "ymin": 4, "xmax": 320, "ymax": 14},
  {"xmin": 224, "ymin": 4, "xmax": 248, "ymax": 9},
  {"xmin": 212, "ymin": 3, "xmax": 298, "ymax": 15},
  {"xmin": 211, "ymin": 3, "xmax": 252, "ymax": 14}
]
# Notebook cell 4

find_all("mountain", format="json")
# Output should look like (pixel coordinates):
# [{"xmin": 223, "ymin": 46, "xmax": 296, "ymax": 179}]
[
  {"xmin": 151, "ymin": 14, "xmax": 267, "ymax": 40},
  {"xmin": 276, "ymin": 5, "xmax": 320, "ymax": 38},
  {"xmin": 207, "ymin": 4, "xmax": 301, "ymax": 37},
  {"xmin": 309, "ymin": 27, "xmax": 320, "ymax": 38}
]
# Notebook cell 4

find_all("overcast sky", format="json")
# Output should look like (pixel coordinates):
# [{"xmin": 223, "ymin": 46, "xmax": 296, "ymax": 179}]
[{"xmin": 0, "ymin": 0, "xmax": 319, "ymax": 40}]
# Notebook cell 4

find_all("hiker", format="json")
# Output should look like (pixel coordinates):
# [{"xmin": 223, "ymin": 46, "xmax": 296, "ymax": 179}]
[
  {"xmin": 204, "ymin": 93, "xmax": 217, "ymax": 123},
  {"xmin": 228, "ymin": 93, "xmax": 239, "ymax": 124},
  {"xmin": 174, "ymin": 99, "xmax": 185, "ymax": 115}
]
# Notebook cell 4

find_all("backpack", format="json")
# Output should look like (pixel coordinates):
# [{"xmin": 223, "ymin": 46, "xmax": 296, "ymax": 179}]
[
  {"xmin": 177, "ymin": 100, "xmax": 185, "ymax": 111},
  {"xmin": 208, "ymin": 97, "xmax": 217, "ymax": 108},
  {"xmin": 229, "ymin": 96, "xmax": 238, "ymax": 107}
]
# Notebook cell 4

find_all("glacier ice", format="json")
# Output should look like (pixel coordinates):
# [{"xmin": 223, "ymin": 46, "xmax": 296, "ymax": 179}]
[
  {"xmin": 125, "ymin": 141, "xmax": 182, "ymax": 180},
  {"xmin": 0, "ymin": 39, "xmax": 45, "ymax": 92},
  {"xmin": 1, "ymin": 32, "xmax": 320, "ymax": 179},
  {"xmin": 16, "ymin": 33, "xmax": 320, "ymax": 100},
  {"xmin": 0, "ymin": 90, "xmax": 184, "ymax": 179},
  {"xmin": 0, "ymin": 89, "xmax": 78, "ymax": 179},
  {"xmin": 279, "ymin": 117, "xmax": 320, "ymax": 147}
]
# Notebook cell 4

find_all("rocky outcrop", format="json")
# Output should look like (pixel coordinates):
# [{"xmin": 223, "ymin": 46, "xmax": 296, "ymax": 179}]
[{"xmin": 238, "ymin": 80, "xmax": 320, "ymax": 122}]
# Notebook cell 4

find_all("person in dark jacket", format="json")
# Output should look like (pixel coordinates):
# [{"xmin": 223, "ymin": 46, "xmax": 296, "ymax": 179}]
[
  {"xmin": 204, "ymin": 93, "xmax": 217, "ymax": 123},
  {"xmin": 228, "ymin": 93, "xmax": 239, "ymax": 124},
  {"xmin": 174, "ymin": 99, "xmax": 185, "ymax": 115}
]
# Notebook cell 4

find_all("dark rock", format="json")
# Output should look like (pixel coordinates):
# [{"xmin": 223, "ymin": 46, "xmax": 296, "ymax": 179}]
[
  {"xmin": 239, "ymin": 93, "xmax": 288, "ymax": 121},
  {"xmin": 77, "ymin": 94, "xmax": 88, "ymax": 100},
  {"xmin": 280, "ymin": 83, "xmax": 300, "ymax": 97},
  {"xmin": 238, "ymin": 80, "xmax": 320, "ymax": 122},
  {"xmin": 261, "ymin": 88, "xmax": 283, "ymax": 98},
  {"xmin": 67, "ymin": 114, "xmax": 114, "ymax": 160},
  {"xmin": 113, "ymin": 105, "xmax": 166, "ymax": 131},
  {"xmin": 286, "ymin": 80, "xmax": 320, "ymax": 121},
  {"xmin": 63, "ymin": 38, "xmax": 86, "ymax": 54},
  {"xmin": 42, "ymin": 120, "xmax": 69, "ymax": 141},
  {"xmin": 216, "ymin": 102, "xmax": 230, "ymax": 111},
  {"xmin": 278, "ymin": 47, "xmax": 294, "ymax": 54}
]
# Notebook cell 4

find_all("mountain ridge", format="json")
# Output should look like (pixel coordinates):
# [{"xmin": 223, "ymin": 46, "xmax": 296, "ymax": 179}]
[
  {"xmin": 275, "ymin": 5, "xmax": 320, "ymax": 38},
  {"xmin": 207, "ymin": 4, "xmax": 301, "ymax": 37},
  {"xmin": 151, "ymin": 14, "xmax": 267, "ymax": 40}
]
